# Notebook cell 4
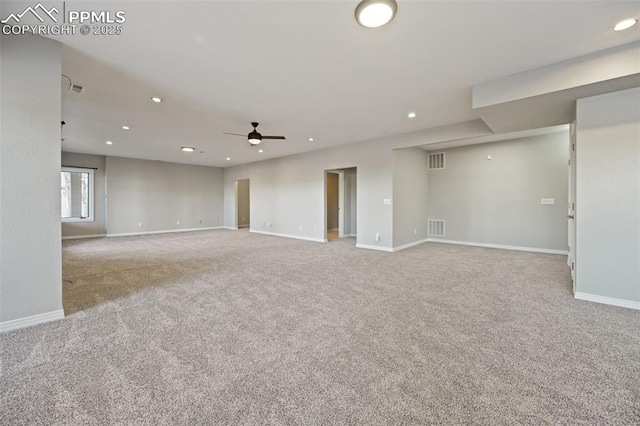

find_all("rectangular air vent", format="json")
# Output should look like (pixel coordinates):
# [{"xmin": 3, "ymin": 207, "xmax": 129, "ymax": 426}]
[
  {"xmin": 428, "ymin": 152, "xmax": 445, "ymax": 170},
  {"xmin": 428, "ymin": 219, "xmax": 445, "ymax": 237}
]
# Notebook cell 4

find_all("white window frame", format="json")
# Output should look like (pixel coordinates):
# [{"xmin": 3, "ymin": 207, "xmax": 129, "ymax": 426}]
[{"xmin": 61, "ymin": 166, "xmax": 95, "ymax": 223}]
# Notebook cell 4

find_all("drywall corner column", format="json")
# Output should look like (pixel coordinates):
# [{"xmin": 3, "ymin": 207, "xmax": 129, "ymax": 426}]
[
  {"xmin": 0, "ymin": 34, "xmax": 64, "ymax": 328},
  {"xmin": 392, "ymin": 147, "xmax": 429, "ymax": 248},
  {"xmin": 575, "ymin": 88, "xmax": 640, "ymax": 307}
]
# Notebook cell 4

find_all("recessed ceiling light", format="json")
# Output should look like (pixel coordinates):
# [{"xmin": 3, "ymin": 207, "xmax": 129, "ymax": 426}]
[
  {"xmin": 122, "ymin": 126, "xmax": 130, "ymax": 130},
  {"xmin": 408, "ymin": 112, "xmax": 417, "ymax": 118},
  {"xmin": 181, "ymin": 146, "xmax": 195, "ymax": 152},
  {"xmin": 151, "ymin": 97, "xmax": 163, "ymax": 103},
  {"xmin": 355, "ymin": 0, "xmax": 398, "ymax": 29},
  {"xmin": 308, "ymin": 137, "xmax": 314, "ymax": 142},
  {"xmin": 258, "ymin": 149, "xmax": 264, "ymax": 153},
  {"xmin": 226, "ymin": 157, "xmax": 231, "ymax": 161},
  {"xmin": 613, "ymin": 18, "xmax": 637, "ymax": 31},
  {"xmin": 106, "ymin": 141, "xmax": 113, "ymax": 145}
]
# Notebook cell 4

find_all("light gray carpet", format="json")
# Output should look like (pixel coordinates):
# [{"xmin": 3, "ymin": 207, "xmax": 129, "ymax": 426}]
[{"xmin": 1, "ymin": 230, "xmax": 639, "ymax": 425}]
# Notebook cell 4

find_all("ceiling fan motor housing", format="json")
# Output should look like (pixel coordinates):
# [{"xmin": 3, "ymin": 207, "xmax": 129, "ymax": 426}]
[{"xmin": 248, "ymin": 130, "xmax": 262, "ymax": 145}]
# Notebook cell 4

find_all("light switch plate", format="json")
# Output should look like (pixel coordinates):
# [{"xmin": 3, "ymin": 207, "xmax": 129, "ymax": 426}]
[
  {"xmin": 541, "ymin": 198, "xmax": 556, "ymax": 205},
  {"xmin": 383, "ymin": 199, "xmax": 392, "ymax": 205}
]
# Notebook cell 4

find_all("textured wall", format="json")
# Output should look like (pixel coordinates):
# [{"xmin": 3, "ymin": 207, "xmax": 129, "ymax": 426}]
[
  {"xmin": 576, "ymin": 88, "xmax": 640, "ymax": 303},
  {"xmin": 105, "ymin": 157, "xmax": 224, "ymax": 235},
  {"xmin": 427, "ymin": 132, "xmax": 569, "ymax": 251},
  {"xmin": 0, "ymin": 34, "xmax": 63, "ymax": 323}
]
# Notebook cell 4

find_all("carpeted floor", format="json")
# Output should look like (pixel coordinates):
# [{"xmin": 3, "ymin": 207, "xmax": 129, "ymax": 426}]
[{"xmin": 1, "ymin": 230, "xmax": 639, "ymax": 424}]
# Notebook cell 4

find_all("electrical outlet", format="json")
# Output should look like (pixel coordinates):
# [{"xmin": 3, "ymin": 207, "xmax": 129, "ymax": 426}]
[
  {"xmin": 414, "ymin": 229, "xmax": 417, "ymax": 235},
  {"xmin": 299, "ymin": 225, "xmax": 302, "ymax": 231},
  {"xmin": 176, "ymin": 220, "xmax": 180, "ymax": 225},
  {"xmin": 313, "ymin": 227, "xmax": 317, "ymax": 232},
  {"xmin": 375, "ymin": 233, "xmax": 380, "ymax": 242},
  {"xmin": 138, "ymin": 222, "xmax": 143, "ymax": 227}
]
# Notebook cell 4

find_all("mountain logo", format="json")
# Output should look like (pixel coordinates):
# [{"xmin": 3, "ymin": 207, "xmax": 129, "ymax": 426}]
[{"xmin": 1, "ymin": 3, "xmax": 60, "ymax": 24}]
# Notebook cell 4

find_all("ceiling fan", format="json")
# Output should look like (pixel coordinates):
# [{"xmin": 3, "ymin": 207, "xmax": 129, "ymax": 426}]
[{"xmin": 224, "ymin": 122, "xmax": 286, "ymax": 146}]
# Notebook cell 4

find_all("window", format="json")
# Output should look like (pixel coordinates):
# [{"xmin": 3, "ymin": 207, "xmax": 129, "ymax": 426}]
[{"xmin": 61, "ymin": 167, "xmax": 94, "ymax": 222}]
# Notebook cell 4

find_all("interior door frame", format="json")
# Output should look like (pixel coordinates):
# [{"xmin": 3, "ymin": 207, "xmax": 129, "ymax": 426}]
[{"xmin": 568, "ymin": 123, "xmax": 577, "ymax": 292}]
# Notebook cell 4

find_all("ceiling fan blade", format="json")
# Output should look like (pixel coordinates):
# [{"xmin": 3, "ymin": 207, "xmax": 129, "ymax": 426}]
[
  {"xmin": 223, "ymin": 132, "xmax": 246, "ymax": 137},
  {"xmin": 262, "ymin": 136, "xmax": 286, "ymax": 140}
]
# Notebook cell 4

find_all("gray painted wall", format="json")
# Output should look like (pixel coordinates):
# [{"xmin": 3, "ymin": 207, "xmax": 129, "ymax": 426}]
[
  {"xmin": 237, "ymin": 179, "xmax": 250, "ymax": 228},
  {"xmin": 576, "ymin": 88, "xmax": 640, "ymax": 303},
  {"xmin": 427, "ymin": 132, "xmax": 569, "ymax": 251},
  {"xmin": 392, "ymin": 148, "xmax": 430, "ymax": 247},
  {"xmin": 0, "ymin": 34, "xmax": 63, "ymax": 323},
  {"xmin": 223, "ymin": 143, "xmax": 393, "ymax": 247},
  {"xmin": 61, "ymin": 152, "xmax": 106, "ymax": 237},
  {"xmin": 223, "ymin": 121, "xmax": 491, "ymax": 249},
  {"xmin": 105, "ymin": 157, "xmax": 224, "ymax": 235}
]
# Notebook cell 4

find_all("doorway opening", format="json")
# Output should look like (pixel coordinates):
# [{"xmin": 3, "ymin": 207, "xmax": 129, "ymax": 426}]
[
  {"xmin": 325, "ymin": 168, "xmax": 357, "ymax": 242},
  {"xmin": 235, "ymin": 179, "xmax": 250, "ymax": 230}
]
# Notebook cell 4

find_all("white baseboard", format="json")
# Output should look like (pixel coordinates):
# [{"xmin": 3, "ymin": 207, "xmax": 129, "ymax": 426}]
[
  {"xmin": 392, "ymin": 238, "xmax": 430, "ymax": 252},
  {"xmin": 0, "ymin": 310, "xmax": 65, "ymax": 333},
  {"xmin": 344, "ymin": 234, "xmax": 357, "ymax": 238},
  {"xmin": 250, "ymin": 230, "xmax": 326, "ymax": 243},
  {"xmin": 574, "ymin": 292, "xmax": 640, "ymax": 310},
  {"xmin": 62, "ymin": 234, "xmax": 106, "ymax": 240},
  {"xmin": 426, "ymin": 238, "xmax": 569, "ymax": 255},
  {"xmin": 221, "ymin": 226, "xmax": 237, "ymax": 230},
  {"xmin": 355, "ymin": 243, "xmax": 393, "ymax": 252},
  {"xmin": 107, "ymin": 227, "xmax": 223, "ymax": 238}
]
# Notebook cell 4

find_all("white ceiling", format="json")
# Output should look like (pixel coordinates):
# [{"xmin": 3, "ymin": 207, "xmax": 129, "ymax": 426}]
[{"xmin": 46, "ymin": 1, "xmax": 640, "ymax": 167}]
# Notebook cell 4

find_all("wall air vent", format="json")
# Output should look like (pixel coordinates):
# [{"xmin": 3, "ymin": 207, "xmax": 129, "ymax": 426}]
[
  {"xmin": 428, "ymin": 219, "xmax": 445, "ymax": 237},
  {"xmin": 428, "ymin": 152, "xmax": 445, "ymax": 170}
]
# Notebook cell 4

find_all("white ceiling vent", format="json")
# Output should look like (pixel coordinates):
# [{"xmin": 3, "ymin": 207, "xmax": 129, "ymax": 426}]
[
  {"xmin": 428, "ymin": 152, "xmax": 445, "ymax": 170},
  {"xmin": 428, "ymin": 219, "xmax": 445, "ymax": 237}
]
